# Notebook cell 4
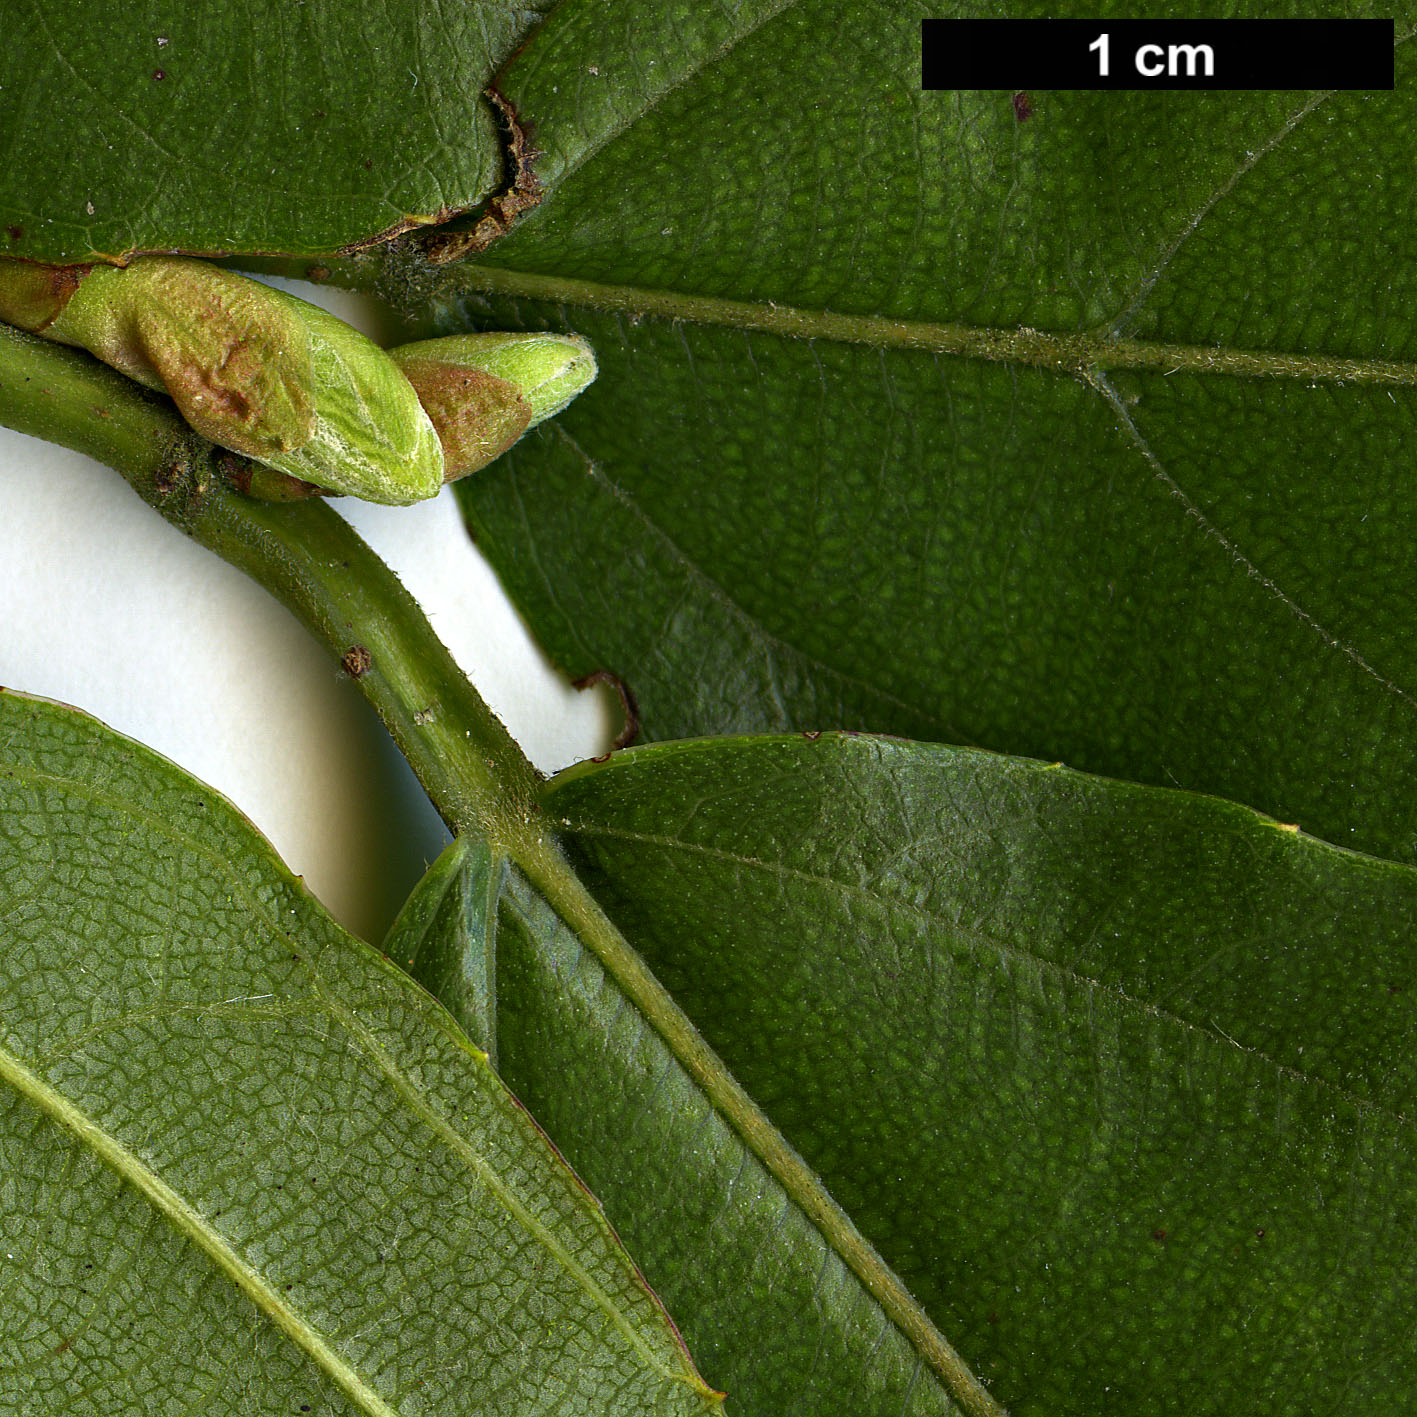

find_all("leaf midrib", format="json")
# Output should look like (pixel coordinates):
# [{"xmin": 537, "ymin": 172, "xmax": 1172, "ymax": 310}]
[
  {"xmin": 554, "ymin": 816, "xmax": 1417, "ymax": 1132},
  {"xmin": 452, "ymin": 263, "xmax": 1417, "ymax": 714},
  {"xmin": 514, "ymin": 838, "xmax": 1007, "ymax": 1417},
  {"xmin": 448, "ymin": 263, "xmax": 1417, "ymax": 386}
]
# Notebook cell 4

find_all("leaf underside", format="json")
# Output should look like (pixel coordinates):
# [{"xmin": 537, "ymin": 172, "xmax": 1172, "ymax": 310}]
[
  {"xmin": 395, "ymin": 727, "xmax": 1417, "ymax": 1416},
  {"xmin": 4, "ymin": 1, "xmax": 1417, "ymax": 1415},
  {"xmin": 0, "ymin": 690, "xmax": 716, "ymax": 1417},
  {"xmin": 0, "ymin": 0, "xmax": 550, "ymax": 263},
  {"xmin": 392, "ymin": 841, "xmax": 968, "ymax": 1417},
  {"xmin": 539, "ymin": 733, "xmax": 1417, "ymax": 1415}
]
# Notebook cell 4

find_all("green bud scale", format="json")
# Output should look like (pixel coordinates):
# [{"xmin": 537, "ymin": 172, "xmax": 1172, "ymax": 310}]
[
  {"xmin": 389, "ymin": 332, "xmax": 597, "ymax": 482},
  {"xmin": 0, "ymin": 256, "xmax": 441, "ymax": 505}
]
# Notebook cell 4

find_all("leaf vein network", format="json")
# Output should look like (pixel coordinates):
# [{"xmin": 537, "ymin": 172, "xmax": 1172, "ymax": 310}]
[{"xmin": 1087, "ymin": 368, "xmax": 1417, "ymax": 715}]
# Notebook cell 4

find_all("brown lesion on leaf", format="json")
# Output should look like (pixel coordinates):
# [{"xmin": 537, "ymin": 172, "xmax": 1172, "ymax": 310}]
[
  {"xmin": 1012, "ymin": 91, "xmax": 1033, "ymax": 122},
  {"xmin": 2, "ymin": 80, "xmax": 536, "ymax": 302},
  {"xmin": 419, "ymin": 87, "xmax": 542, "ymax": 266},
  {"xmin": 1, "ymin": 89, "xmax": 510, "ymax": 270},
  {"xmin": 573, "ymin": 668, "xmax": 640, "ymax": 750},
  {"xmin": 331, "ymin": 199, "xmax": 475, "ymax": 257}
]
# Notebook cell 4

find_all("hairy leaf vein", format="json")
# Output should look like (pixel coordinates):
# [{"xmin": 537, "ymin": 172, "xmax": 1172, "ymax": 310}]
[
  {"xmin": 447, "ymin": 265, "xmax": 1417, "ymax": 386},
  {"xmin": 1088, "ymin": 368, "xmax": 1417, "ymax": 712}
]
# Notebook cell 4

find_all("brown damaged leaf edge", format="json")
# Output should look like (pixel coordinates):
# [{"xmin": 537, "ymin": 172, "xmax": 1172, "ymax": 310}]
[
  {"xmin": 3, "ymin": 226, "xmax": 442, "ymax": 270},
  {"xmin": 333, "ymin": 201, "xmax": 474, "ymax": 258},
  {"xmin": 3, "ymin": 88, "xmax": 518, "ymax": 272},
  {"xmin": 419, "ymin": 88, "xmax": 543, "ymax": 266},
  {"xmin": 2, "ymin": 207, "xmax": 471, "ymax": 271},
  {"xmin": 572, "ymin": 669, "xmax": 641, "ymax": 751}
]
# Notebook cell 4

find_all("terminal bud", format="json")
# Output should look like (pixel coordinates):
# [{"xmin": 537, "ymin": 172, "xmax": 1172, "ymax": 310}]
[{"xmin": 389, "ymin": 332, "xmax": 596, "ymax": 482}]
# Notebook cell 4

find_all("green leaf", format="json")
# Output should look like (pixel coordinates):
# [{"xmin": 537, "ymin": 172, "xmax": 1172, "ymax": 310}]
[
  {"xmin": 385, "ymin": 835, "xmax": 505, "ymax": 1063},
  {"xmin": 0, "ymin": 689, "xmax": 719, "ymax": 1416},
  {"xmin": 447, "ymin": 1, "xmax": 1417, "ymax": 864},
  {"xmin": 397, "ymin": 844, "xmax": 974, "ymax": 1417},
  {"xmin": 0, "ymin": 0, "xmax": 541, "ymax": 264},
  {"xmin": 541, "ymin": 731, "xmax": 1417, "ymax": 1414}
]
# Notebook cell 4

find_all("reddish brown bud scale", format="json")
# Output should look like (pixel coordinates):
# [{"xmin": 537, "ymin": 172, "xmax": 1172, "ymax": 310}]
[
  {"xmin": 0, "ymin": 259, "xmax": 597, "ymax": 504},
  {"xmin": 50, "ymin": 260, "xmax": 319, "ymax": 463},
  {"xmin": 0, "ymin": 255, "xmax": 444, "ymax": 504},
  {"xmin": 219, "ymin": 452, "xmax": 328, "ymax": 502},
  {"xmin": 389, "ymin": 332, "xmax": 597, "ymax": 484},
  {"xmin": 392, "ymin": 357, "xmax": 532, "ymax": 482},
  {"xmin": 0, "ymin": 260, "xmax": 92, "ymax": 333}
]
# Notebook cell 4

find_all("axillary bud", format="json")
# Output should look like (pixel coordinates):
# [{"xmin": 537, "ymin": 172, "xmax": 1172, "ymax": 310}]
[{"xmin": 389, "ymin": 332, "xmax": 597, "ymax": 482}]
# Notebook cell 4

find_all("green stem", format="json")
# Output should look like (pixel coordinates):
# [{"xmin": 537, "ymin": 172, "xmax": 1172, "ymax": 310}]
[
  {"xmin": 0, "ymin": 321, "xmax": 1005, "ymax": 1416},
  {"xmin": 0, "ymin": 321, "xmax": 541, "ymax": 848}
]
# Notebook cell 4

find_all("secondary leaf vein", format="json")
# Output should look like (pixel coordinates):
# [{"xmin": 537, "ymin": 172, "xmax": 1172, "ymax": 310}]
[
  {"xmin": 1110, "ymin": 89, "xmax": 1334, "ymax": 335},
  {"xmin": 545, "ymin": 422, "xmax": 966, "ymax": 737},
  {"xmin": 0, "ymin": 752, "xmax": 695, "ymax": 1395},
  {"xmin": 1087, "ymin": 368, "xmax": 1417, "ymax": 713},
  {"xmin": 0, "ymin": 1042, "xmax": 402, "ymax": 1417}
]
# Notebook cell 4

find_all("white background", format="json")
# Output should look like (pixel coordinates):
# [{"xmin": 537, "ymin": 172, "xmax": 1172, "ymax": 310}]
[{"xmin": 0, "ymin": 277, "xmax": 611, "ymax": 942}]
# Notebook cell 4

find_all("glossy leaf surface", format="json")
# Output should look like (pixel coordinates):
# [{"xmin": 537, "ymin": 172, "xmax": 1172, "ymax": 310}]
[
  {"xmin": 0, "ymin": 0, "xmax": 539, "ymax": 263},
  {"xmin": 541, "ymin": 731, "xmax": 1417, "ymax": 1414},
  {"xmin": 0, "ymin": 690, "xmax": 717, "ymax": 1416},
  {"xmin": 449, "ymin": 1, "xmax": 1417, "ymax": 864}
]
